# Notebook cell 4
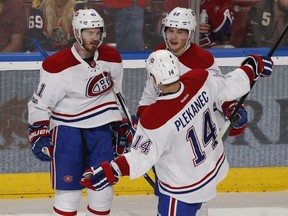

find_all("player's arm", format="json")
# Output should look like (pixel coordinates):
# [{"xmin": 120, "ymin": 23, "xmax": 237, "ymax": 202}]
[
  {"xmin": 137, "ymin": 80, "xmax": 158, "ymax": 117},
  {"xmin": 81, "ymin": 122, "xmax": 160, "ymax": 190},
  {"xmin": 28, "ymin": 69, "xmax": 65, "ymax": 161},
  {"xmin": 214, "ymin": 55, "xmax": 273, "ymax": 106}
]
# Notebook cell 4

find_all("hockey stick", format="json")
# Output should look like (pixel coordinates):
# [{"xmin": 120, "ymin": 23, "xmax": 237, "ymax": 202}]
[
  {"xmin": 215, "ymin": 23, "xmax": 288, "ymax": 144},
  {"xmin": 113, "ymin": 86, "xmax": 155, "ymax": 188},
  {"xmin": 32, "ymin": 39, "xmax": 155, "ymax": 189}
]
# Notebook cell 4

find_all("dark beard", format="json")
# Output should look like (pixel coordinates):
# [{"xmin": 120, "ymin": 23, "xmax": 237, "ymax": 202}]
[{"xmin": 82, "ymin": 43, "xmax": 97, "ymax": 55}]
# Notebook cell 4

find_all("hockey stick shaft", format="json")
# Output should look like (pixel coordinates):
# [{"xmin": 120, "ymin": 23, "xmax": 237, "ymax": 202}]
[
  {"xmin": 113, "ymin": 89, "xmax": 155, "ymax": 189},
  {"xmin": 32, "ymin": 39, "xmax": 49, "ymax": 58},
  {"xmin": 113, "ymin": 87, "xmax": 155, "ymax": 188},
  {"xmin": 215, "ymin": 23, "xmax": 288, "ymax": 144},
  {"xmin": 32, "ymin": 39, "xmax": 155, "ymax": 189}
]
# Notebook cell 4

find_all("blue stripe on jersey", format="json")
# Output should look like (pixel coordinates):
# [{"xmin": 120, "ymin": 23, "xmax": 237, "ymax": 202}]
[
  {"xmin": 51, "ymin": 107, "xmax": 119, "ymax": 122},
  {"xmin": 159, "ymin": 155, "xmax": 226, "ymax": 195}
]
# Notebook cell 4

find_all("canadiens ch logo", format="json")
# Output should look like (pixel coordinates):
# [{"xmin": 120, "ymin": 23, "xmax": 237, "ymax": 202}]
[
  {"xmin": 86, "ymin": 71, "xmax": 113, "ymax": 97},
  {"xmin": 63, "ymin": 175, "xmax": 73, "ymax": 182}
]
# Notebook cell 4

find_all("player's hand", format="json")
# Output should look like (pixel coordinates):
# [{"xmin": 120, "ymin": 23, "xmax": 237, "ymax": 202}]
[
  {"xmin": 28, "ymin": 122, "xmax": 54, "ymax": 162},
  {"xmin": 223, "ymin": 101, "xmax": 248, "ymax": 136},
  {"xmin": 241, "ymin": 55, "xmax": 273, "ymax": 80},
  {"xmin": 259, "ymin": 56, "xmax": 273, "ymax": 77},
  {"xmin": 112, "ymin": 116, "xmax": 138, "ymax": 156},
  {"xmin": 118, "ymin": 116, "xmax": 138, "ymax": 143},
  {"xmin": 199, "ymin": 22, "xmax": 210, "ymax": 34},
  {"xmin": 80, "ymin": 161, "xmax": 121, "ymax": 191}
]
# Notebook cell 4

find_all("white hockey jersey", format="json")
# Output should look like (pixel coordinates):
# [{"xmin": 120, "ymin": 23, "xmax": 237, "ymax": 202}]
[
  {"xmin": 28, "ymin": 44, "xmax": 123, "ymax": 129},
  {"xmin": 124, "ymin": 66, "xmax": 253, "ymax": 203}
]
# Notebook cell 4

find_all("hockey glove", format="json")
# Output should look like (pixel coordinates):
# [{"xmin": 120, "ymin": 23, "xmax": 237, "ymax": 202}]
[
  {"xmin": 112, "ymin": 115, "xmax": 138, "ymax": 156},
  {"xmin": 223, "ymin": 101, "xmax": 248, "ymax": 136},
  {"xmin": 241, "ymin": 55, "xmax": 273, "ymax": 81},
  {"xmin": 260, "ymin": 56, "xmax": 273, "ymax": 77},
  {"xmin": 28, "ymin": 122, "xmax": 54, "ymax": 162},
  {"xmin": 80, "ymin": 161, "xmax": 121, "ymax": 191}
]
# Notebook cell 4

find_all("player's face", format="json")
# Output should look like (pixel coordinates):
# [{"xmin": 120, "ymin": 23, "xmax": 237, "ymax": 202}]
[
  {"xmin": 81, "ymin": 28, "xmax": 103, "ymax": 54},
  {"xmin": 165, "ymin": 28, "xmax": 189, "ymax": 55}
]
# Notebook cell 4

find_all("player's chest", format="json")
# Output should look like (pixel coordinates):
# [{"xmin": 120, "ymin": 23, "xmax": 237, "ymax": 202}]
[{"xmin": 69, "ymin": 63, "xmax": 113, "ymax": 97}]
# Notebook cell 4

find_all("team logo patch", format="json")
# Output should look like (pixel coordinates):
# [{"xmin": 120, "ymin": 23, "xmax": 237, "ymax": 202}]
[
  {"xmin": 86, "ymin": 71, "xmax": 113, "ymax": 97},
  {"xmin": 63, "ymin": 175, "xmax": 73, "ymax": 182}
]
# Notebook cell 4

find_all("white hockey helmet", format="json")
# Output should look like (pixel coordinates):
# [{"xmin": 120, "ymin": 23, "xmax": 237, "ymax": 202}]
[
  {"xmin": 146, "ymin": 50, "xmax": 180, "ymax": 85},
  {"xmin": 72, "ymin": 9, "xmax": 106, "ymax": 46},
  {"xmin": 162, "ymin": 7, "xmax": 197, "ymax": 49}
]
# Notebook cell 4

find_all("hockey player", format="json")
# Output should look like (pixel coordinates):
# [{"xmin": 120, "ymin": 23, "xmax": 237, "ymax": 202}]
[
  {"xmin": 138, "ymin": 7, "xmax": 247, "ymax": 145},
  {"xmin": 133, "ymin": 8, "xmax": 248, "ymax": 212},
  {"xmin": 80, "ymin": 49, "xmax": 273, "ymax": 216},
  {"xmin": 28, "ymin": 9, "xmax": 123, "ymax": 216}
]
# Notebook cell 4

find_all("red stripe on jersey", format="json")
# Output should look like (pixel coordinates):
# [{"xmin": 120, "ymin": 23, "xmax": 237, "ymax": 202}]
[
  {"xmin": 154, "ymin": 43, "xmax": 215, "ymax": 70},
  {"xmin": 160, "ymin": 153, "xmax": 225, "ymax": 190},
  {"xmin": 140, "ymin": 69, "xmax": 209, "ymax": 130},
  {"xmin": 51, "ymin": 101, "xmax": 118, "ymax": 117}
]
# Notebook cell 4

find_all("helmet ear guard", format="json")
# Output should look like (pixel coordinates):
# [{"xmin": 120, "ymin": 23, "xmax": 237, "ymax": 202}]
[
  {"xmin": 146, "ymin": 50, "xmax": 180, "ymax": 86},
  {"xmin": 72, "ymin": 9, "xmax": 106, "ymax": 46}
]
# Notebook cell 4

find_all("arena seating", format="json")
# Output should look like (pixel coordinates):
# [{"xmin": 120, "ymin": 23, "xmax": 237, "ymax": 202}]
[
  {"xmin": 23, "ymin": 0, "xmax": 262, "ymax": 49},
  {"xmin": 229, "ymin": 0, "xmax": 261, "ymax": 47}
]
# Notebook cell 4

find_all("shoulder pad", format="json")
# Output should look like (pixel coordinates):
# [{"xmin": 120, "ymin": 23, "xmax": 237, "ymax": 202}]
[
  {"xmin": 42, "ymin": 48, "xmax": 80, "ymax": 73},
  {"xmin": 154, "ymin": 44, "xmax": 166, "ymax": 51},
  {"xmin": 180, "ymin": 44, "xmax": 214, "ymax": 69},
  {"xmin": 97, "ymin": 45, "xmax": 122, "ymax": 63}
]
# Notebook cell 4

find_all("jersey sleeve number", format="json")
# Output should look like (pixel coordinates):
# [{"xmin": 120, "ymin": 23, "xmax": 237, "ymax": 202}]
[{"xmin": 187, "ymin": 109, "xmax": 217, "ymax": 166}]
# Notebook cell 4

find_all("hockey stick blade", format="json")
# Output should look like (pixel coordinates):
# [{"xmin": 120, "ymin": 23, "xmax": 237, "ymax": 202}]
[{"xmin": 215, "ymin": 23, "xmax": 288, "ymax": 145}]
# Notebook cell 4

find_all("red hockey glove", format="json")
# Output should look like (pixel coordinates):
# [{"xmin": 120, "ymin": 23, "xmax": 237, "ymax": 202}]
[
  {"xmin": 112, "ymin": 115, "xmax": 138, "ymax": 156},
  {"xmin": 28, "ymin": 121, "xmax": 54, "ymax": 162},
  {"xmin": 222, "ymin": 101, "xmax": 248, "ymax": 136},
  {"xmin": 241, "ymin": 55, "xmax": 273, "ymax": 81},
  {"xmin": 80, "ymin": 161, "xmax": 121, "ymax": 191}
]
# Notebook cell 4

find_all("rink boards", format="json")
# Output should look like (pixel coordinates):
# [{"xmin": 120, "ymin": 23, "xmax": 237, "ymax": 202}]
[{"xmin": 0, "ymin": 49, "xmax": 287, "ymax": 198}]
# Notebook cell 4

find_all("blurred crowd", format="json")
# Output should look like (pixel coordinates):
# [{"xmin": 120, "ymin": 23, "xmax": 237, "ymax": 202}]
[{"xmin": 0, "ymin": 0, "xmax": 287, "ymax": 52}]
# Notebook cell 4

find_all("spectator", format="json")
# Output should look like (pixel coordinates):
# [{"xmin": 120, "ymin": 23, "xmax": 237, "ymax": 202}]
[
  {"xmin": 0, "ymin": 0, "xmax": 27, "ymax": 52},
  {"xmin": 155, "ymin": 0, "xmax": 234, "ymax": 48},
  {"xmin": 24, "ymin": 0, "xmax": 86, "ymax": 52},
  {"xmin": 27, "ymin": 9, "xmax": 124, "ymax": 215},
  {"xmin": 103, "ymin": 0, "xmax": 149, "ymax": 51},
  {"xmin": 241, "ymin": 0, "xmax": 288, "ymax": 48}
]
